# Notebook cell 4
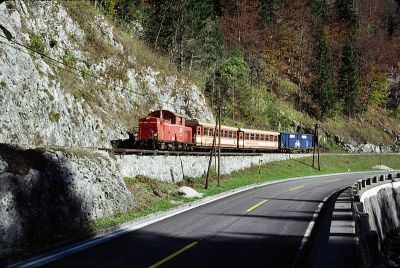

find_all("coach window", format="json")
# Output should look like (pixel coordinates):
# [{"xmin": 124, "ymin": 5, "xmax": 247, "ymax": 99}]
[
  {"xmin": 197, "ymin": 127, "xmax": 201, "ymax": 135},
  {"xmin": 274, "ymin": 136, "xmax": 278, "ymax": 141},
  {"xmin": 244, "ymin": 133, "xmax": 249, "ymax": 140}
]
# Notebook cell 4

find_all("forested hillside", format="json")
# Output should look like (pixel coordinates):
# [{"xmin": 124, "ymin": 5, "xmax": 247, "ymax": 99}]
[
  {"xmin": 91, "ymin": 0, "xmax": 400, "ymax": 149},
  {"xmin": 69, "ymin": 0, "xmax": 400, "ymax": 149}
]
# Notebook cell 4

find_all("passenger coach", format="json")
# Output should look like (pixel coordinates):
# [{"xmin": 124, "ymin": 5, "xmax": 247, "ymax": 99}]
[
  {"xmin": 239, "ymin": 128, "xmax": 280, "ymax": 150},
  {"xmin": 186, "ymin": 120, "xmax": 239, "ymax": 148}
]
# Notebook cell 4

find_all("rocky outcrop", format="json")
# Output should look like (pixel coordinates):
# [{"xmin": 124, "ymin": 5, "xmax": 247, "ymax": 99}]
[
  {"xmin": 0, "ymin": 144, "xmax": 133, "ymax": 256},
  {"xmin": 343, "ymin": 142, "xmax": 400, "ymax": 153},
  {"xmin": 0, "ymin": 1, "xmax": 212, "ymax": 148}
]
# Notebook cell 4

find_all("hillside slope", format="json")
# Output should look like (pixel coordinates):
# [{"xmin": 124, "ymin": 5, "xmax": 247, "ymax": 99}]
[{"xmin": 0, "ymin": 0, "xmax": 212, "ymax": 148}]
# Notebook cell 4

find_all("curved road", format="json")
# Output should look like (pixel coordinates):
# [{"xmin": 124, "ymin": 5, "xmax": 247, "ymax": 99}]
[{"xmin": 38, "ymin": 172, "xmax": 384, "ymax": 268}]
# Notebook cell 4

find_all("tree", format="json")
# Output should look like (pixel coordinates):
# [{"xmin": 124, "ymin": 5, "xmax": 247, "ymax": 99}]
[
  {"xmin": 145, "ymin": 0, "xmax": 223, "ymax": 71},
  {"xmin": 220, "ymin": 0, "xmax": 266, "ymax": 60},
  {"xmin": 259, "ymin": 0, "xmax": 279, "ymax": 25},
  {"xmin": 311, "ymin": 0, "xmax": 329, "ymax": 20},
  {"xmin": 310, "ymin": 24, "xmax": 335, "ymax": 118},
  {"xmin": 336, "ymin": 0, "xmax": 357, "ymax": 30},
  {"xmin": 216, "ymin": 54, "xmax": 251, "ymax": 121},
  {"xmin": 338, "ymin": 36, "xmax": 361, "ymax": 116}
]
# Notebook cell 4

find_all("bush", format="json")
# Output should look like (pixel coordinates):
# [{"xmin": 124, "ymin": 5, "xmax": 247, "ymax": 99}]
[
  {"xmin": 29, "ymin": 31, "xmax": 46, "ymax": 54},
  {"xmin": 277, "ymin": 78, "xmax": 297, "ymax": 99},
  {"xmin": 0, "ymin": 81, "xmax": 6, "ymax": 89},
  {"xmin": 48, "ymin": 111, "xmax": 60, "ymax": 122},
  {"xmin": 369, "ymin": 73, "xmax": 389, "ymax": 107},
  {"xmin": 62, "ymin": 48, "xmax": 77, "ymax": 67}
]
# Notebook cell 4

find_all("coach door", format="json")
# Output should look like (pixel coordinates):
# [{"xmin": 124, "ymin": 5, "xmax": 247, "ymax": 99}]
[{"xmin": 238, "ymin": 131, "xmax": 244, "ymax": 149}]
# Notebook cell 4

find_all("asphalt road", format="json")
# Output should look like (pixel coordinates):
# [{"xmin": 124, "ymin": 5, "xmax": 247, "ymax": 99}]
[{"xmin": 41, "ymin": 171, "xmax": 384, "ymax": 268}]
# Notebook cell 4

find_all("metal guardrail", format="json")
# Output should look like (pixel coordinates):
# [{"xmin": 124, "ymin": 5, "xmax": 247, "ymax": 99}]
[{"xmin": 350, "ymin": 172, "xmax": 400, "ymax": 267}]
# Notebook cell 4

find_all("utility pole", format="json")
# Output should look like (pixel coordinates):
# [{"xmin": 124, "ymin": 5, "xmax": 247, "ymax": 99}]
[
  {"xmin": 313, "ymin": 122, "xmax": 320, "ymax": 171},
  {"xmin": 312, "ymin": 123, "xmax": 317, "ymax": 168},
  {"xmin": 317, "ymin": 125, "xmax": 320, "ymax": 171},
  {"xmin": 206, "ymin": 112, "xmax": 219, "ymax": 189},
  {"xmin": 217, "ymin": 106, "xmax": 221, "ymax": 187}
]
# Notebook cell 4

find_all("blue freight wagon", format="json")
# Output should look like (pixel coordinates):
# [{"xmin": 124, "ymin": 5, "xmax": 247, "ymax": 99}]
[{"xmin": 280, "ymin": 133, "xmax": 314, "ymax": 151}]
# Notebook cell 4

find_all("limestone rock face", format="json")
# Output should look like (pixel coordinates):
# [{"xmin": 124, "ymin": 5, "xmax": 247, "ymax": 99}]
[
  {"xmin": 0, "ymin": 144, "xmax": 133, "ymax": 254},
  {"xmin": 0, "ymin": 1, "xmax": 212, "ymax": 148}
]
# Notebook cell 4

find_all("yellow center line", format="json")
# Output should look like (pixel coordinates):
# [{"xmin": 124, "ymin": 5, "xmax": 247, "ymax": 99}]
[
  {"xmin": 148, "ymin": 241, "xmax": 198, "ymax": 268},
  {"xmin": 289, "ymin": 185, "xmax": 304, "ymax": 191},
  {"xmin": 246, "ymin": 199, "xmax": 269, "ymax": 213}
]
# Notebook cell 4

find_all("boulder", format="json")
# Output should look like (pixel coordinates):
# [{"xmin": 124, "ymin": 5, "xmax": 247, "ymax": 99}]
[{"xmin": 178, "ymin": 186, "xmax": 203, "ymax": 198}]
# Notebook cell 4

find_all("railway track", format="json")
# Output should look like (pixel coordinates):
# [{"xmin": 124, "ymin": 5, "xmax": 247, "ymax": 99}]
[{"xmin": 99, "ymin": 148, "xmax": 263, "ymax": 156}]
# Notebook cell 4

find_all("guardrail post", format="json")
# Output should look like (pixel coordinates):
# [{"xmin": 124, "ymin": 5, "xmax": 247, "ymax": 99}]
[
  {"xmin": 362, "ymin": 179, "xmax": 366, "ymax": 188},
  {"xmin": 366, "ymin": 178, "xmax": 371, "ymax": 186},
  {"xmin": 359, "ymin": 212, "xmax": 370, "ymax": 230},
  {"xmin": 356, "ymin": 202, "xmax": 364, "ymax": 212},
  {"xmin": 366, "ymin": 230, "xmax": 380, "ymax": 264},
  {"xmin": 358, "ymin": 181, "xmax": 362, "ymax": 190}
]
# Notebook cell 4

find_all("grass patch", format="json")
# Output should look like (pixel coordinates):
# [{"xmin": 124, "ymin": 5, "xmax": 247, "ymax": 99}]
[{"xmin": 91, "ymin": 154, "xmax": 400, "ymax": 230}]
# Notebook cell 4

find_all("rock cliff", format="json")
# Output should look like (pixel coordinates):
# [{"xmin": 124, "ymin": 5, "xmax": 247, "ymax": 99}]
[
  {"xmin": 0, "ymin": 144, "xmax": 133, "ymax": 257},
  {"xmin": 0, "ymin": 1, "xmax": 212, "ymax": 148}
]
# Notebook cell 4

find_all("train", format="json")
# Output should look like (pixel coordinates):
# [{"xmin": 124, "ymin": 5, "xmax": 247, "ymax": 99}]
[{"xmin": 130, "ymin": 110, "xmax": 315, "ymax": 152}]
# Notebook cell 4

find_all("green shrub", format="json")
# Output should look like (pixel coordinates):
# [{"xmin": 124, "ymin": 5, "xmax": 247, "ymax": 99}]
[
  {"xmin": 80, "ymin": 67, "xmax": 91, "ymax": 78},
  {"xmin": 49, "ymin": 111, "xmax": 60, "ymax": 122},
  {"xmin": 277, "ymin": 78, "xmax": 297, "ymax": 98},
  {"xmin": 29, "ymin": 31, "xmax": 46, "ymax": 54},
  {"xmin": 369, "ymin": 73, "xmax": 389, "ymax": 107},
  {"xmin": 74, "ymin": 89, "xmax": 93, "ymax": 102},
  {"xmin": 62, "ymin": 48, "xmax": 77, "ymax": 67},
  {"xmin": 394, "ymin": 106, "xmax": 400, "ymax": 119},
  {"xmin": 0, "ymin": 81, "xmax": 6, "ymax": 89}
]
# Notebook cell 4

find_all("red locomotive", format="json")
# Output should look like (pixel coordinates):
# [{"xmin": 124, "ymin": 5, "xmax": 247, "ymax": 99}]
[{"xmin": 138, "ymin": 110, "xmax": 193, "ymax": 150}]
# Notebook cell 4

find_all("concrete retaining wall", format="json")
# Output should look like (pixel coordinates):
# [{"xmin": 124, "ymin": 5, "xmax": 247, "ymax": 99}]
[
  {"xmin": 350, "ymin": 173, "xmax": 400, "ymax": 266},
  {"xmin": 361, "ymin": 181, "xmax": 400, "ymax": 242},
  {"xmin": 116, "ymin": 153, "xmax": 311, "ymax": 182}
]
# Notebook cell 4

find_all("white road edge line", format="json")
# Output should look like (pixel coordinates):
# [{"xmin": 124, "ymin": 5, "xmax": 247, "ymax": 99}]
[{"xmin": 14, "ymin": 170, "xmax": 396, "ymax": 268}]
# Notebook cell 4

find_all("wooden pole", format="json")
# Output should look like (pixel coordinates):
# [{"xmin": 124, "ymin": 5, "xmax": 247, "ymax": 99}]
[
  {"xmin": 312, "ymin": 123, "xmax": 317, "ymax": 168},
  {"xmin": 205, "ymin": 113, "xmax": 219, "ymax": 189},
  {"xmin": 317, "ymin": 123, "xmax": 320, "ymax": 171},
  {"xmin": 217, "ymin": 107, "xmax": 221, "ymax": 187}
]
